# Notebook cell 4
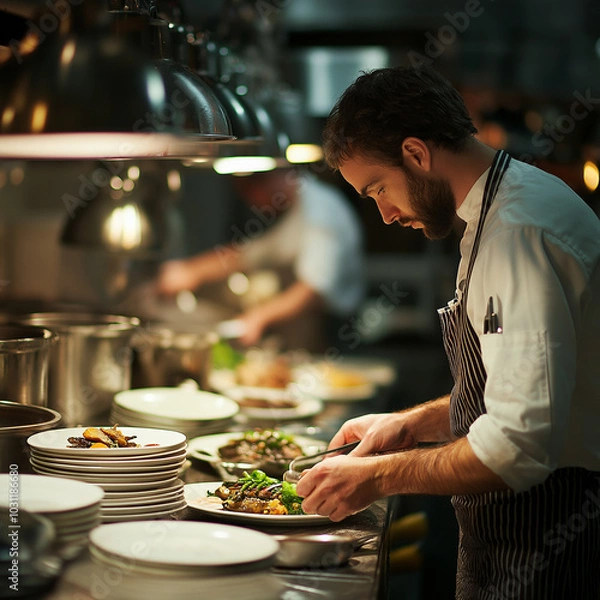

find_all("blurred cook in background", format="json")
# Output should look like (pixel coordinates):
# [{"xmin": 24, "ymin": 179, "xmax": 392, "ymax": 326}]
[{"xmin": 157, "ymin": 167, "xmax": 366, "ymax": 351}]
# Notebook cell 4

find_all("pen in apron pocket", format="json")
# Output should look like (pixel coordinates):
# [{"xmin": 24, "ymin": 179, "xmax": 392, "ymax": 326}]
[{"xmin": 484, "ymin": 296, "xmax": 502, "ymax": 333}]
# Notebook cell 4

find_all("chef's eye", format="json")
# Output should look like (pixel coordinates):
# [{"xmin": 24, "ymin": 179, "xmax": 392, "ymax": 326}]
[{"xmin": 377, "ymin": 187, "xmax": 385, "ymax": 196}]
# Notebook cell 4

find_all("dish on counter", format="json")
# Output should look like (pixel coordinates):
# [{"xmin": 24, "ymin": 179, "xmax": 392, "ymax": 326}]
[
  {"xmin": 28, "ymin": 427, "xmax": 187, "ymax": 457},
  {"xmin": 209, "ymin": 351, "xmax": 381, "ymax": 402},
  {"xmin": 184, "ymin": 481, "xmax": 331, "ymax": 525},
  {"xmin": 292, "ymin": 363, "xmax": 376, "ymax": 402},
  {"xmin": 228, "ymin": 388, "xmax": 324, "ymax": 421},
  {"xmin": 187, "ymin": 430, "xmax": 326, "ymax": 478},
  {"xmin": 89, "ymin": 520, "xmax": 280, "ymax": 569},
  {"xmin": 113, "ymin": 387, "xmax": 239, "ymax": 422},
  {"xmin": 211, "ymin": 470, "xmax": 305, "ymax": 515}
]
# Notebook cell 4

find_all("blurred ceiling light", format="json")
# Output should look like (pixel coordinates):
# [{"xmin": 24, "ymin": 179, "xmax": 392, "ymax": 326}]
[
  {"xmin": 176, "ymin": 290, "xmax": 198, "ymax": 314},
  {"xmin": 110, "ymin": 176, "xmax": 123, "ymax": 191},
  {"xmin": 228, "ymin": 272, "xmax": 250, "ymax": 296},
  {"xmin": 213, "ymin": 156, "xmax": 277, "ymax": 175},
  {"xmin": 0, "ymin": 3, "xmax": 233, "ymax": 159},
  {"xmin": 127, "ymin": 165, "xmax": 141, "ymax": 180},
  {"xmin": 61, "ymin": 162, "xmax": 175, "ymax": 256},
  {"xmin": 9, "ymin": 165, "xmax": 24, "ymax": 185},
  {"xmin": 209, "ymin": 98, "xmax": 290, "ymax": 173},
  {"xmin": 103, "ymin": 203, "xmax": 146, "ymax": 251},
  {"xmin": 583, "ymin": 160, "xmax": 600, "ymax": 192},
  {"xmin": 286, "ymin": 144, "xmax": 324, "ymax": 164},
  {"xmin": 167, "ymin": 169, "xmax": 181, "ymax": 191}
]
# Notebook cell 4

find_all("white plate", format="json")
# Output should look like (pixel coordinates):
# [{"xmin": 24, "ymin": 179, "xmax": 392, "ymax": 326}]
[
  {"xmin": 90, "ymin": 520, "xmax": 279, "ymax": 566},
  {"xmin": 298, "ymin": 356, "xmax": 397, "ymax": 387},
  {"xmin": 236, "ymin": 395, "xmax": 323, "ymax": 421},
  {"xmin": 207, "ymin": 368, "xmax": 239, "ymax": 393},
  {"xmin": 0, "ymin": 474, "xmax": 104, "ymax": 513},
  {"xmin": 293, "ymin": 366, "xmax": 376, "ymax": 401},
  {"xmin": 29, "ymin": 454, "xmax": 187, "ymax": 473},
  {"xmin": 114, "ymin": 388, "xmax": 239, "ymax": 422},
  {"xmin": 100, "ymin": 497, "xmax": 187, "ymax": 516},
  {"xmin": 184, "ymin": 482, "xmax": 331, "ymax": 525},
  {"xmin": 30, "ymin": 445, "xmax": 188, "ymax": 464},
  {"xmin": 211, "ymin": 364, "xmax": 377, "ymax": 402},
  {"xmin": 187, "ymin": 432, "xmax": 326, "ymax": 464},
  {"xmin": 101, "ymin": 491, "xmax": 184, "ymax": 509},
  {"xmin": 30, "ymin": 447, "xmax": 188, "ymax": 467},
  {"xmin": 27, "ymin": 427, "xmax": 187, "ymax": 456},
  {"xmin": 31, "ymin": 469, "xmax": 181, "ymax": 491},
  {"xmin": 102, "ymin": 479, "xmax": 184, "ymax": 500},
  {"xmin": 30, "ymin": 462, "xmax": 183, "ymax": 482}
]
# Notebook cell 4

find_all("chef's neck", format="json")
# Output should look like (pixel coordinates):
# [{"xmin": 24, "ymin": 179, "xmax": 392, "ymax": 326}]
[{"xmin": 435, "ymin": 138, "xmax": 498, "ymax": 211}]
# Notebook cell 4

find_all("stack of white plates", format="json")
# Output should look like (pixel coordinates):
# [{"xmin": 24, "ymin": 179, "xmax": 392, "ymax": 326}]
[
  {"xmin": 89, "ymin": 521, "xmax": 280, "ymax": 575},
  {"xmin": 110, "ymin": 387, "xmax": 240, "ymax": 438},
  {"xmin": 0, "ymin": 474, "xmax": 103, "ymax": 558},
  {"xmin": 27, "ymin": 427, "xmax": 188, "ymax": 523}
]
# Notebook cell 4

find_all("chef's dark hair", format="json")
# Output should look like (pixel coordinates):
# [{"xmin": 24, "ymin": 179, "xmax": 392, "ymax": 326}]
[{"xmin": 323, "ymin": 65, "xmax": 477, "ymax": 169}]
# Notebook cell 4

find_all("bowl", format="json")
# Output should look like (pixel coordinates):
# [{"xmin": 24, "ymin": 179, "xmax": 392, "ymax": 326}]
[
  {"xmin": 272, "ymin": 533, "xmax": 376, "ymax": 568},
  {"xmin": 0, "ymin": 401, "xmax": 61, "ymax": 473}
]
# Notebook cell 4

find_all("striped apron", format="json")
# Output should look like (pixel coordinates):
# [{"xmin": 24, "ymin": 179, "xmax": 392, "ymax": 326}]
[{"xmin": 438, "ymin": 150, "xmax": 600, "ymax": 599}]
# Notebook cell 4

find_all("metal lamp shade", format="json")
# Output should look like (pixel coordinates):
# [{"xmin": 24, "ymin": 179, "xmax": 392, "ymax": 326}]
[{"xmin": 0, "ymin": 23, "xmax": 234, "ymax": 158}]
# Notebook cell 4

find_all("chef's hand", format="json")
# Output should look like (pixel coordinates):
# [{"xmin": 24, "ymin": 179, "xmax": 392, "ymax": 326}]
[
  {"xmin": 328, "ymin": 412, "xmax": 416, "ymax": 457},
  {"xmin": 296, "ymin": 454, "xmax": 381, "ymax": 522},
  {"xmin": 235, "ymin": 308, "xmax": 268, "ymax": 346},
  {"xmin": 157, "ymin": 259, "xmax": 202, "ymax": 295}
]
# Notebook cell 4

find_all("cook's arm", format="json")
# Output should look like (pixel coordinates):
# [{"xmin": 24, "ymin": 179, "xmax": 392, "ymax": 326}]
[
  {"xmin": 157, "ymin": 245, "xmax": 242, "ymax": 295},
  {"xmin": 328, "ymin": 395, "xmax": 453, "ymax": 457},
  {"xmin": 297, "ymin": 437, "xmax": 508, "ymax": 521},
  {"xmin": 237, "ymin": 281, "xmax": 323, "ymax": 346}
]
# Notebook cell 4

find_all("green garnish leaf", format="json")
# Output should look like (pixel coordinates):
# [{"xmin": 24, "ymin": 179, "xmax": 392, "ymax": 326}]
[{"xmin": 211, "ymin": 340, "xmax": 244, "ymax": 370}]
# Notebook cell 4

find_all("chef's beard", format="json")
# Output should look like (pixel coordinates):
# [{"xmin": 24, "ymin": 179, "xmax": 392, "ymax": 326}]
[{"xmin": 402, "ymin": 168, "xmax": 457, "ymax": 240}]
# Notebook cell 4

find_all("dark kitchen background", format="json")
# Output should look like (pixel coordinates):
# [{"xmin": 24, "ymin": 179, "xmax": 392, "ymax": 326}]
[{"xmin": 0, "ymin": 1, "xmax": 599, "ymax": 598}]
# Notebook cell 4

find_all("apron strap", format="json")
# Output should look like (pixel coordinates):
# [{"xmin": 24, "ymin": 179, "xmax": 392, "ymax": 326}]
[{"xmin": 463, "ymin": 149, "xmax": 511, "ymax": 293}]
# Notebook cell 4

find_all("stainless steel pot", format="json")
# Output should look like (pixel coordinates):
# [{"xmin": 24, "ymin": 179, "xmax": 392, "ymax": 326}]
[
  {"xmin": 18, "ymin": 313, "xmax": 139, "ymax": 426},
  {"xmin": 131, "ymin": 323, "xmax": 217, "ymax": 389},
  {"xmin": 0, "ymin": 400, "xmax": 61, "ymax": 473},
  {"xmin": 0, "ymin": 325, "xmax": 55, "ymax": 407},
  {"xmin": 272, "ymin": 533, "xmax": 377, "ymax": 568}
]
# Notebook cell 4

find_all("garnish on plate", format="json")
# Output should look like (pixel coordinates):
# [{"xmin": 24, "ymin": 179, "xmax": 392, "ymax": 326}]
[{"xmin": 210, "ymin": 470, "xmax": 305, "ymax": 515}]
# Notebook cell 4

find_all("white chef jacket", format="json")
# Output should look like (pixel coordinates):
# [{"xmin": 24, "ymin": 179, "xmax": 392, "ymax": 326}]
[
  {"xmin": 240, "ymin": 173, "xmax": 365, "ymax": 316},
  {"xmin": 454, "ymin": 158, "xmax": 600, "ymax": 492}
]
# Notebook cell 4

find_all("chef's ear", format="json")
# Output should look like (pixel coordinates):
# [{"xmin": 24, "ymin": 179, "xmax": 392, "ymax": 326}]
[{"xmin": 401, "ymin": 137, "xmax": 431, "ymax": 173}]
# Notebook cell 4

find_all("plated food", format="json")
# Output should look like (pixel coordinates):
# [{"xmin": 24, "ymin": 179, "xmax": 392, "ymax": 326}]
[
  {"xmin": 217, "ymin": 428, "xmax": 305, "ymax": 465},
  {"xmin": 234, "ymin": 353, "xmax": 293, "ymax": 389},
  {"xmin": 184, "ymin": 480, "xmax": 330, "ymax": 525},
  {"xmin": 188, "ymin": 429, "xmax": 325, "ymax": 479},
  {"xmin": 67, "ymin": 425, "xmax": 142, "ymax": 449},
  {"xmin": 28, "ymin": 427, "xmax": 187, "ymax": 458},
  {"xmin": 293, "ymin": 362, "xmax": 376, "ymax": 401},
  {"xmin": 211, "ymin": 470, "xmax": 304, "ymax": 516}
]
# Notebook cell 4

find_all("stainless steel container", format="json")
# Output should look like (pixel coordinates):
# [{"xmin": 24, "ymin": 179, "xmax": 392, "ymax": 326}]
[
  {"xmin": 0, "ymin": 400, "xmax": 61, "ymax": 473},
  {"xmin": 19, "ymin": 313, "xmax": 140, "ymax": 426},
  {"xmin": 132, "ymin": 324, "xmax": 217, "ymax": 389},
  {"xmin": 0, "ymin": 325, "xmax": 55, "ymax": 407}
]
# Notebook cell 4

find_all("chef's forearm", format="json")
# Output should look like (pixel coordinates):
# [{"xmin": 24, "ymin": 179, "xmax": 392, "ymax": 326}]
[
  {"xmin": 375, "ymin": 436, "xmax": 509, "ymax": 496},
  {"xmin": 398, "ymin": 394, "xmax": 453, "ymax": 443},
  {"xmin": 247, "ymin": 282, "xmax": 322, "ymax": 327}
]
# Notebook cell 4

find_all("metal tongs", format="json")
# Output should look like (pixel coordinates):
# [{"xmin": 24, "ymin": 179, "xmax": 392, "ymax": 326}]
[{"xmin": 283, "ymin": 441, "xmax": 361, "ymax": 483}]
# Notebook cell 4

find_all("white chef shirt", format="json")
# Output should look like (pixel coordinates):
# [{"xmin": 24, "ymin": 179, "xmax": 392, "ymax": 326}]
[
  {"xmin": 455, "ymin": 158, "xmax": 600, "ymax": 492},
  {"xmin": 240, "ymin": 173, "xmax": 365, "ymax": 316}
]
